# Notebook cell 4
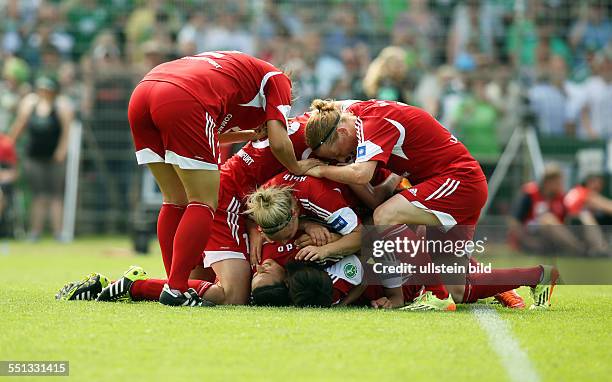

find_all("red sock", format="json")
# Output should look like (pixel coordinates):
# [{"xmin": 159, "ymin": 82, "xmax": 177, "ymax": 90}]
[
  {"xmin": 384, "ymin": 225, "xmax": 449, "ymax": 299},
  {"xmin": 462, "ymin": 263, "xmax": 543, "ymax": 303},
  {"xmin": 131, "ymin": 279, "xmax": 214, "ymax": 301},
  {"xmin": 157, "ymin": 203, "xmax": 186, "ymax": 277},
  {"xmin": 168, "ymin": 202, "xmax": 214, "ymax": 292}
]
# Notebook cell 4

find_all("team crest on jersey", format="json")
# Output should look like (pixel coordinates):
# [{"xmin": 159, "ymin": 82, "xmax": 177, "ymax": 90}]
[
  {"xmin": 330, "ymin": 216, "xmax": 348, "ymax": 232},
  {"xmin": 357, "ymin": 145, "xmax": 366, "ymax": 158},
  {"xmin": 343, "ymin": 263, "xmax": 357, "ymax": 279}
]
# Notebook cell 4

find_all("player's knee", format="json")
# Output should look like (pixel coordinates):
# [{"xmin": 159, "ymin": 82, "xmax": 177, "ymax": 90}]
[
  {"xmin": 221, "ymin": 286, "xmax": 249, "ymax": 305},
  {"xmin": 373, "ymin": 204, "xmax": 399, "ymax": 225}
]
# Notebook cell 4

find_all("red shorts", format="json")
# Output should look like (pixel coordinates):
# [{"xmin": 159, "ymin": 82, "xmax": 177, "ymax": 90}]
[
  {"xmin": 202, "ymin": 175, "xmax": 248, "ymax": 267},
  {"xmin": 128, "ymin": 80, "xmax": 219, "ymax": 170},
  {"xmin": 400, "ymin": 175, "xmax": 488, "ymax": 227}
]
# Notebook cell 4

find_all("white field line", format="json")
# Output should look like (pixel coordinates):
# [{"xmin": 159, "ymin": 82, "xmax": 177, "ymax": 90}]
[{"xmin": 471, "ymin": 306, "xmax": 540, "ymax": 382}]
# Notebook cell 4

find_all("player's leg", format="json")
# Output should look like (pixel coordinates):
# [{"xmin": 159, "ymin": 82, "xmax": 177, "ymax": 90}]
[
  {"xmin": 147, "ymin": 162, "xmax": 188, "ymax": 276},
  {"xmin": 210, "ymin": 259, "xmax": 251, "ymax": 305},
  {"xmin": 373, "ymin": 194, "xmax": 440, "ymax": 226},
  {"xmin": 393, "ymin": 178, "xmax": 488, "ymax": 310},
  {"xmin": 165, "ymin": 167, "xmax": 218, "ymax": 293},
  {"xmin": 202, "ymin": 193, "xmax": 251, "ymax": 305},
  {"xmin": 149, "ymin": 82, "xmax": 220, "ymax": 296},
  {"xmin": 128, "ymin": 81, "xmax": 186, "ymax": 277}
]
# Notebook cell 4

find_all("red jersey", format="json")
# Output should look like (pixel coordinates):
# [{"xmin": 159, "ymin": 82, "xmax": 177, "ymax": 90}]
[
  {"xmin": 0, "ymin": 135, "xmax": 17, "ymax": 167},
  {"xmin": 347, "ymin": 100, "xmax": 485, "ymax": 185},
  {"xmin": 260, "ymin": 237, "xmax": 363, "ymax": 305},
  {"xmin": 264, "ymin": 171, "xmax": 360, "ymax": 235},
  {"xmin": 564, "ymin": 185, "xmax": 590, "ymax": 216},
  {"xmin": 221, "ymin": 113, "xmax": 312, "ymax": 199},
  {"xmin": 143, "ymin": 51, "xmax": 292, "ymax": 133},
  {"xmin": 520, "ymin": 181, "xmax": 566, "ymax": 224}
]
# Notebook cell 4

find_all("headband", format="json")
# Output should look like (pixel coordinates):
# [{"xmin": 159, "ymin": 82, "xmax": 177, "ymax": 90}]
[
  {"xmin": 312, "ymin": 113, "xmax": 341, "ymax": 151},
  {"xmin": 260, "ymin": 211, "xmax": 294, "ymax": 235}
]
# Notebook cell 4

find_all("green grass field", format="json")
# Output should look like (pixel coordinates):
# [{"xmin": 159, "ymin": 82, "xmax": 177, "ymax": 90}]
[{"xmin": 1, "ymin": 237, "xmax": 611, "ymax": 381}]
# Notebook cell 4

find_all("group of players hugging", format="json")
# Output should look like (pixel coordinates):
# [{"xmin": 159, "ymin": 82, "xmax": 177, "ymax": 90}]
[{"xmin": 56, "ymin": 51, "xmax": 558, "ymax": 311}]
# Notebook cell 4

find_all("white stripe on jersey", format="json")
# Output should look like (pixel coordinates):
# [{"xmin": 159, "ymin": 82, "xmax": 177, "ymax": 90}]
[
  {"xmin": 438, "ymin": 180, "xmax": 460, "ymax": 199},
  {"xmin": 425, "ymin": 178, "xmax": 451, "ymax": 201},
  {"xmin": 298, "ymin": 198, "xmax": 332, "ymax": 220},
  {"xmin": 355, "ymin": 117, "xmax": 363, "ymax": 144}
]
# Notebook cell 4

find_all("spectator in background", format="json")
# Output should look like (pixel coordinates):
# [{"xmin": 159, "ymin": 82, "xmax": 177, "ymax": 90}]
[
  {"xmin": 201, "ymin": 6, "xmax": 255, "ymax": 55},
  {"xmin": 176, "ymin": 11, "xmax": 207, "ymax": 56},
  {"xmin": 0, "ymin": 57, "xmax": 31, "ymax": 134},
  {"xmin": 8, "ymin": 76, "xmax": 74, "ymax": 241},
  {"xmin": 452, "ymin": 73, "xmax": 499, "ymax": 159},
  {"xmin": 528, "ymin": 55, "xmax": 572, "ymax": 136},
  {"xmin": 579, "ymin": 47, "xmax": 612, "ymax": 140},
  {"xmin": 508, "ymin": 164, "xmax": 585, "ymax": 256},
  {"xmin": 285, "ymin": 31, "xmax": 345, "ymax": 114},
  {"xmin": 66, "ymin": 0, "xmax": 110, "ymax": 58},
  {"xmin": 570, "ymin": 1, "xmax": 612, "ymax": 65},
  {"xmin": 328, "ymin": 45, "xmax": 369, "ymax": 100},
  {"xmin": 57, "ymin": 61, "xmax": 85, "ymax": 118},
  {"xmin": 324, "ymin": 4, "xmax": 368, "ymax": 58},
  {"xmin": 362, "ymin": 46, "xmax": 410, "ymax": 103},
  {"xmin": 0, "ymin": 134, "xmax": 18, "ymax": 235},
  {"xmin": 392, "ymin": 0, "xmax": 442, "ymax": 67},
  {"xmin": 447, "ymin": 0, "xmax": 494, "ymax": 69},
  {"xmin": 565, "ymin": 173, "xmax": 612, "ymax": 256}
]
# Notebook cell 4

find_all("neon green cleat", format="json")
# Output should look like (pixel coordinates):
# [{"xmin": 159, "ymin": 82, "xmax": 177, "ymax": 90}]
[
  {"xmin": 399, "ymin": 291, "xmax": 457, "ymax": 311},
  {"xmin": 55, "ymin": 273, "xmax": 110, "ymax": 301},
  {"xmin": 530, "ymin": 265, "xmax": 559, "ymax": 309},
  {"xmin": 96, "ymin": 265, "xmax": 148, "ymax": 302}
]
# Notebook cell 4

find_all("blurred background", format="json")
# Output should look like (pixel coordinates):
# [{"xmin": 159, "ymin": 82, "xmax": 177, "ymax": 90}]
[{"xmin": 0, "ymin": 0, "xmax": 611, "ymax": 255}]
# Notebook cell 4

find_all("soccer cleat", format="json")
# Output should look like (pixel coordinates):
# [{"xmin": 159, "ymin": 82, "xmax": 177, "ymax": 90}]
[
  {"xmin": 96, "ymin": 265, "xmax": 148, "ymax": 302},
  {"xmin": 399, "ymin": 291, "xmax": 456, "ymax": 311},
  {"xmin": 494, "ymin": 289, "xmax": 526, "ymax": 309},
  {"xmin": 159, "ymin": 284, "xmax": 215, "ymax": 307},
  {"xmin": 530, "ymin": 265, "xmax": 559, "ymax": 309},
  {"xmin": 56, "ymin": 273, "xmax": 110, "ymax": 301}
]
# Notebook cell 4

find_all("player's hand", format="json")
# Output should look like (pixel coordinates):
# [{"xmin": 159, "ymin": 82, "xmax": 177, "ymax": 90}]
[
  {"xmin": 304, "ymin": 165, "xmax": 325, "ymax": 178},
  {"xmin": 295, "ymin": 159, "xmax": 323, "ymax": 175},
  {"xmin": 249, "ymin": 229, "xmax": 264, "ymax": 266},
  {"xmin": 294, "ymin": 233, "xmax": 314, "ymax": 248},
  {"xmin": 295, "ymin": 245, "xmax": 329, "ymax": 262},
  {"xmin": 370, "ymin": 297, "xmax": 393, "ymax": 309},
  {"xmin": 303, "ymin": 222, "xmax": 332, "ymax": 246}
]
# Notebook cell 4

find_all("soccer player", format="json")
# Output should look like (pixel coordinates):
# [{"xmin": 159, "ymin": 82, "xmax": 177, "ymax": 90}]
[
  {"xmin": 128, "ymin": 51, "xmax": 319, "ymax": 306},
  {"xmin": 244, "ymin": 172, "xmax": 362, "ymax": 263},
  {"xmin": 303, "ymin": 99, "xmax": 558, "ymax": 310}
]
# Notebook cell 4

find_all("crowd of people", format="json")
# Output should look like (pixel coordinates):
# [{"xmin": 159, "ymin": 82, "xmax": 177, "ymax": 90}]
[{"xmin": 0, "ymin": 0, "xmax": 611, "ymax": 238}]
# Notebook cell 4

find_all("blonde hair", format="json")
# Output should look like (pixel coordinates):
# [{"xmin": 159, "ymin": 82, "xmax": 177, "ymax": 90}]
[
  {"xmin": 362, "ymin": 46, "xmax": 407, "ymax": 98},
  {"xmin": 305, "ymin": 99, "xmax": 341, "ymax": 149},
  {"xmin": 246, "ymin": 185, "xmax": 295, "ymax": 231}
]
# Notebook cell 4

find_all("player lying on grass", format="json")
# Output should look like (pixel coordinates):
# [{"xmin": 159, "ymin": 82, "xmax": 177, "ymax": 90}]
[
  {"xmin": 303, "ymin": 99, "xmax": 558, "ymax": 310},
  {"xmin": 249, "ymin": 231, "xmax": 432, "ymax": 308}
]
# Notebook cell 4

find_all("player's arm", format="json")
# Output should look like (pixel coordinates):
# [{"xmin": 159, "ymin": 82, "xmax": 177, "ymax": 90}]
[
  {"xmin": 586, "ymin": 192, "xmax": 612, "ymax": 215},
  {"xmin": 336, "ymin": 282, "xmax": 367, "ymax": 307},
  {"xmin": 8, "ymin": 93, "xmax": 37, "ymax": 141},
  {"xmin": 307, "ymin": 161, "xmax": 378, "ymax": 185},
  {"xmin": 246, "ymin": 218, "xmax": 263, "ymax": 266},
  {"xmin": 350, "ymin": 173, "xmax": 407, "ymax": 210},
  {"xmin": 219, "ymin": 130, "xmax": 257, "ymax": 144},
  {"xmin": 267, "ymin": 120, "xmax": 320, "ymax": 175},
  {"xmin": 294, "ymin": 225, "xmax": 361, "ymax": 262}
]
